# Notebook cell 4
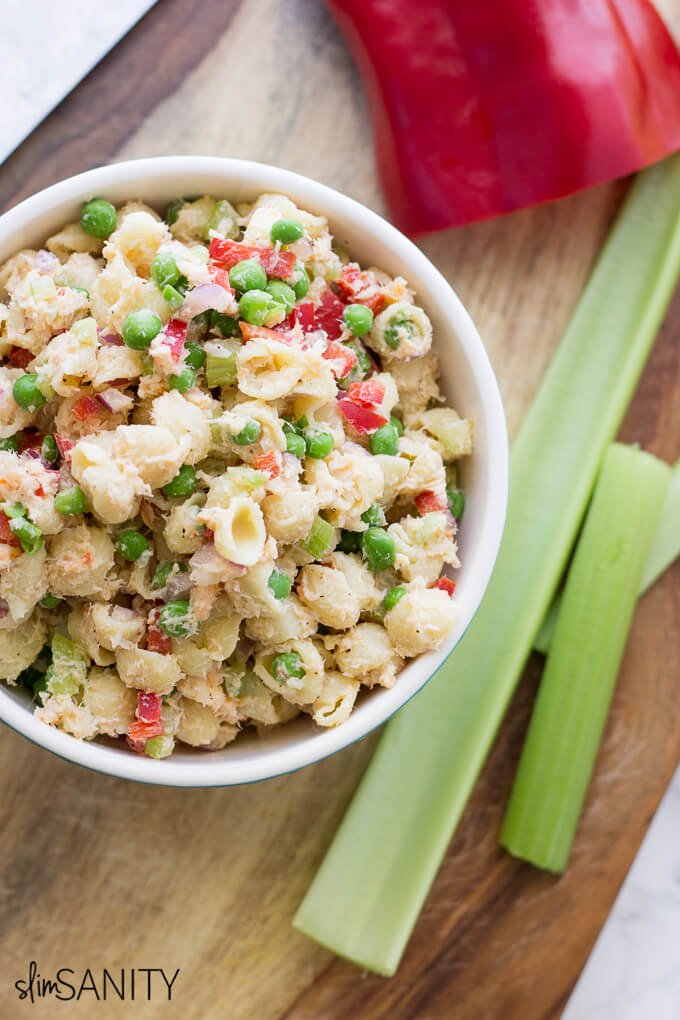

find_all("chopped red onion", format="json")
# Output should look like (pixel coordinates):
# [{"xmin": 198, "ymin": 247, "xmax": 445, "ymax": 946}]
[
  {"xmin": 99, "ymin": 332, "xmax": 124, "ymax": 346},
  {"xmin": 95, "ymin": 388, "xmax": 133, "ymax": 413},
  {"xmin": 178, "ymin": 283, "xmax": 233, "ymax": 322}
]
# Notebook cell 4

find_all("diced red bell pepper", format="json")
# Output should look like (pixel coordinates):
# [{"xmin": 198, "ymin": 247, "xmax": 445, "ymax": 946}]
[
  {"xmin": 315, "ymin": 289, "xmax": 346, "ymax": 340},
  {"xmin": 431, "ymin": 576, "xmax": 457, "ymax": 597},
  {"xmin": 72, "ymin": 395, "xmax": 104, "ymax": 422},
  {"xmin": 208, "ymin": 238, "xmax": 297, "ymax": 279},
  {"xmin": 239, "ymin": 322, "xmax": 295, "ymax": 345},
  {"xmin": 327, "ymin": 0, "xmax": 680, "ymax": 234},
  {"xmin": 337, "ymin": 264, "xmax": 387, "ymax": 314},
  {"xmin": 346, "ymin": 378, "xmax": 385, "ymax": 407},
  {"xmin": 290, "ymin": 302, "xmax": 316, "ymax": 332},
  {"xmin": 146, "ymin": 624, "xmax": 171, "ymax": 655},
  {"xmin": 7, "ymin": 347, "xmax": 34, "ymax": 369},
  {"xmin": 252, "ymin": 450, "xmax": 282, "ymax": 478},
  {"xmin": 55, "ymin": 435, "xmax": 74, "ymax": 460},
  {"xmin": 137, "ymin": 691, "xmax": 162, "ymax": 725},
  {"xmin": 207, "ymin": 265, "xmax": 234, "ymax": 291},
  {"xmin": 128, "ymin": 718, "xmax": 164, "ymax": 743},
  {"xmin": 162, "ymin": 318, "xmax": 188, "ymax": 361},
  {"xmin": 414, "ymin": 490, "xmax": 449, "ymax": 515},
  {"xmin": 323, "ymin": 341, "xmax": 358, "ymax": 380},
  {"xmin": 0, "ymin": 511, "xmax": 20, "ymax": 547},
  {"xmin": 337, "ymin": 397, "xmax": 388, "ymax": 434}
]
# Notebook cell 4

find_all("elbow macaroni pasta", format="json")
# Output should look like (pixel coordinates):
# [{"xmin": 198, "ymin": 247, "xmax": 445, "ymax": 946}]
[{"xmin": 0, "ymin": 190, "xmax": 473, "ymax": 757}]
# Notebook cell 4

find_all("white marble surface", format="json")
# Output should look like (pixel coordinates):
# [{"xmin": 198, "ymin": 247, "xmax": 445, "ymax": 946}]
[
  {"xmin": 564, "ymin": 767, "xmax": 680, "ymax": 1020},
  {"xmin": 0, "ymin": 0, "xmax": 157, "ymax": 164}
]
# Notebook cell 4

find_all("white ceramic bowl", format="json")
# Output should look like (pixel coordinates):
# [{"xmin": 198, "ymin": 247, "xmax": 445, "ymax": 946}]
[{"xmin": 0, "ymin": 157, "xmax": 508, "ymax": 786}]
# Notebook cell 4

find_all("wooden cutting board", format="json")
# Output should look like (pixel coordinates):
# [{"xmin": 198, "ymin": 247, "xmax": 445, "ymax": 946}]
[{"xmin": 0, "ymin": 2, "xmax": 678, "ymax": 1017}]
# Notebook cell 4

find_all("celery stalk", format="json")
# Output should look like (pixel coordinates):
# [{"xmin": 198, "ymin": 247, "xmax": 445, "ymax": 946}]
[
  {"xmin": 534, "ymin": 459, "xmax": 680, "ymax": 655},
  {"xmin": 293, "ymin": 156, "xmax": 680, "ymax": 976},
  {"xmin": 501, "ymin": 445, "xmax": 670, "ymax": 872}
]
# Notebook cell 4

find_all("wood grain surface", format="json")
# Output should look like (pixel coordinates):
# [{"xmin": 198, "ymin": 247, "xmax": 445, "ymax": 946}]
[{"xmin": 0, "ymin": 2, "xmax": 678, "ymax": 1018}]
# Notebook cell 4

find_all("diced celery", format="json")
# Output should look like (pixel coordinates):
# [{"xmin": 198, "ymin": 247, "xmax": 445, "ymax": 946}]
[
  {"xmin": 226, "ymin": 466, "xmax": 267, "ymax": 492},
  {"xmin": 301, "ymin": 516, "xmax": 335, "ymax": 559},
  {"xmin": 144, "ymin": 735, "xmax": 175, "ymax": 759},
  {"xmin": 501, "ymin": 445, "xmax": 670, "ymax": 872},
  {"xmin": 46, "ymin": 633, "xmax": 88, "ymax": 697},
  {"xmin": 205, "ymin": 342, "xmax": 239, "ymax": 387},
  {"xmin": 293, "ymin": 155, "xmax": 680, "ymax": 975}
]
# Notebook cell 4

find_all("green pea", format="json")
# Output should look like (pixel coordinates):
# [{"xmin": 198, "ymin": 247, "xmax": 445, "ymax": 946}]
[
  {"xmin": 152, "ymin": 560, "xmax": 177, "ymax": 589},
  {"xmin": 122, "ymin": 310, "xmax": 162, "ymax": 350},
  {"xmin": 390, "ymin": 414, "xmax": 404, "ymax": 437},
  {"xmin": 163, "ymin": 465, "xmax": 197, "ymax": 498},
  {"xmin": 166, "ymin": 200, "xmax": 184, "ymax": 226},
  {"xmin": 447, "ymin": 487, "xmax": 466, "ymax": 520},
  {"xmin": 169, "ymin": 368, "xmax": 196, "ymax": 393},
  {"xmin": 116, "ymin": 529, "xmax": 149, "ymax": 562},
  {"xmin": 382, "ymin": 585, "xmax": 407, "ymax": 613},
  {"xmin": 270, "ymin": 218, "xmax": 304, "ymax": 245},
  {"xmin": 267, "ymin": 569, "xmax": 292, "ymax": 600},
  {"xmin": 343, "ymin": 303, "xmax": 374, "ymax": 337},
  {"xmin": 229, "ymin": 259, "xmax": 267, "ymax": 293},
  {"xmin": 0, "ymin": 436, "xmax": 19, "ymax": 453},
  {"xmin": 80, "ymin": 198, "xmax": 117, "ymax": 239},
  {"xmin": 232, "ymin": 419, "xmax": 262, "ymax": 446},
  {"xmin": 238, "ymin": 289, "xmax": 285, "ymax": 326},
  {"xmin": 39, "ymin": 594, "xmax": 62, "ymax": 609},
  {"xmin": 304, "ymin": 430, "xmax": 334, "ymax": 459},
  {"xmin": 361, "ymin": 527, "xmax": 396, "ymax": 572},
  {"xmin": 151, "ymin": 252, "xmax": 181, "ymax": 289},
  {"xmin": 210, "ymin": 311, "xmax": 240, "ymax": 337},
  {"xmin": 184, "ymin": 343, "xmax": 206, "ymax": 371},
  {"xmin": 289, "ymin": 263, "xmax": 310, "ymax": 299},
  {"xmin": 384, "ymin": 314, "xmax": 415, "ymax": 351},
  {"xmin": 266, "ymin": 279, "xmax": 296, "ymax": 313},
  {"xmin": 54, "ymin": 485, "xmax": 88, "ymax": 516},
  {"xmin": 41, "ymin": 434, "xmax": 59, "ymax": 463},
  {"xmin": 13, "ymin": 374, "xmax": 46, "ymax": 412},
  {"xmin": 270, "ymin": 650, "xmax": 305, "ymax": 683},
  {"xmin": 158, "ymin": 600, "xmax": 191, "ymax": 639},
  {"xmin": 10, "ymin": 516, "xmax": 43, "ymax": 554},
  {"xmin": 361, "ymin": 503, "xmax": 386, "ymax": 528},
  {"xmin": 337, "ymin": 529, "xmax": 362, "ymax": 554},
  {"xmin": 285, "ymin": 431, "xmax": 306, "ymax": 458},
  {"xmin": 370, "ymin": 424, "xmax": 399, "ymax": 456}
]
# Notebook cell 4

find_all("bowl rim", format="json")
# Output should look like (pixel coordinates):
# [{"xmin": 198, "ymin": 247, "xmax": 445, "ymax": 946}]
[{"xmin": 0, "ymin": 156, "xmax": 508, "ymax": 786}]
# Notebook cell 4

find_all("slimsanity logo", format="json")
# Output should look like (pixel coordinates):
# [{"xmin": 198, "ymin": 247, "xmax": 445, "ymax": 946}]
[{"xmin": 14, "ymin": 962, "xmax": 180, "ymax": 1003}]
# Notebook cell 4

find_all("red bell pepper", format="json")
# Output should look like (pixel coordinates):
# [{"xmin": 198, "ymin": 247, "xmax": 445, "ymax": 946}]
[
  {"xmin": 346, "ymin": 378, "xmax": 385, "ymax": 407},
  {"xmin": 72, "ymin": 395, "xmax": 104, "ymax": 422},
  {"xmin": 323, "ymin": 341, "xmax": 358, "ymax": 380},
  {"xmin": 337, "ymin": 265, "xmax": 387, "ymax": 314},
  {"xmin": 253, "ymin": 450, "xmax": 282, "ymax": 478},
  {"xmin": 209, "ymin": 238, "xmax": 297, "ymax": 279},
  {"xmin": 239, "ymin": 322, "xmax": 295, "ymax": 345},
  {"xmin": 327, "ymin": 0, "xmax": 680, "ymax": 233},
  {"xmin": 337, "ymin": 397, "xmax": 388, "ymax": 434},
  {"xmin": 55, "ymin": 434, "xmax": 74, "ymax": 460},
  {"xmin": 162, "ymin": 318, "xmax": 188, "ymax": 361},
  {"xmin": 290, "ymin": 302, "xmax": 316, "ymax": 332},
  {"xmin": 431, "ymin": 576, "xmax": 457, "ymax": 597},
  {"xmin": 414, "ymin": 490, "xmax": 448, "ymax": 515},
  {"xmin": 0, "ymin": 511, "xmax": 20, "ymax": 547},
  {"xmin": 315, "ymin": 290, "xmax": 346, "ymax": 340},
  {"xmin": 207, "ymin": 265, "xmax": 234, "ymax": 291}
]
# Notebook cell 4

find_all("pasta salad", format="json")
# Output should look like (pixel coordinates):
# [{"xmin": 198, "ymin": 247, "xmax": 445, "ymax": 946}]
[{"xmin": 0, "ymin": 192, "xmax": 472, "ymax": 757}]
